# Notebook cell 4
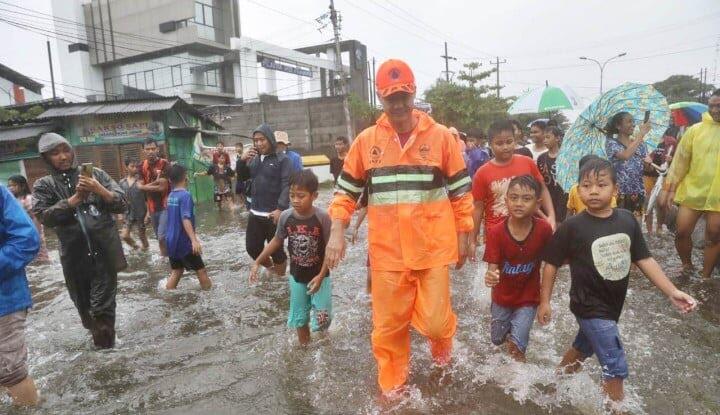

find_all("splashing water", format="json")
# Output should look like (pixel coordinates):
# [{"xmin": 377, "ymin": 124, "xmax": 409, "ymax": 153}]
[{"xmin": 7, "ymin": 190, "xmax": 720, "ymax": 414}]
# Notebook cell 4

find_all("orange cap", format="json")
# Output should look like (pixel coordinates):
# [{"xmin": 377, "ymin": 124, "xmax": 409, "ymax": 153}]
[{"xmin": 375, "ymin": 59, "xmax": 416, "ymax": 98}]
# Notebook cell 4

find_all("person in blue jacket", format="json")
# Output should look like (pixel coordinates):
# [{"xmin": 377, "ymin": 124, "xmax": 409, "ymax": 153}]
[
  {"xmin": 236, "ymin": 124, "xmax": 291, "ymax": 276},
  {"xmin": 0, "ymin": 184, "xmax": 40, "ymax": 407},
  {"xmin": 274, "ymin": 130, "xmax": 303, "ymax": 172}
]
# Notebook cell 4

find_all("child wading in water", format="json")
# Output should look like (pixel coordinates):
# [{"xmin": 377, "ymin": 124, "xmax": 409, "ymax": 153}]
[
  {"xmin": 164, "ymin": 164, "xmax": 212, "ymax": 290},
  {"xmin": 537, "ymin": 126, "xmax": 568, "ymax": 222},
  {"xmin": 567, "ymin": 155, "xmax": 617, "ymax": 216},
  {"xmin": 484, "ymin": 175, "xmax": 553, "ymax": 361},
  {"xmin": 249, "ymin": 169, "xmax": 332, "ymax": 345},
  {"xmin": 119, "ymin": 159, "xmax": 149, "ymax": 250},
  {"xmin": 539, "ymin": 157, "xmax": 697, "ymax": 405}
]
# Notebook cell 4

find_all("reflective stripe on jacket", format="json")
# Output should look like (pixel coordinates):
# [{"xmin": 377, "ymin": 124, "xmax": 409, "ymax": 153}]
[{"xmin": 329, "ymin": 110, "xmax": 474, "ymax": 271}]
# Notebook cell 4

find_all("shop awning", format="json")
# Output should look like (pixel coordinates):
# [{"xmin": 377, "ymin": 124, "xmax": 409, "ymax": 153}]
[{"xmin": 0, "ymin": 123, "xmax": 55, "ymax": 142}]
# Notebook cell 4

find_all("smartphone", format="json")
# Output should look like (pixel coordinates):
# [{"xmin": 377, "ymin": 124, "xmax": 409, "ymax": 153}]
[
  {"xmin": 81, "ymin": 162, "xmax": 93, "ymax": 178},
  {"xmin": 643, "ymin": 110, "xmax": 650, "ymax": 124}
]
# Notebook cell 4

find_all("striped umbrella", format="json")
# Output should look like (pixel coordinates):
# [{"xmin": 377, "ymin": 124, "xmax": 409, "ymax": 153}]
[
  {"xmin": 556, "ymin": 82, "xmax": 670, "ymax": 192},
  {"xmin": 508, "ymin": 84, "xmax": 582, "ymax": 114},
  {"xmin": 669, "ymin": 101, "xmax": 707, "ymax": 126}
]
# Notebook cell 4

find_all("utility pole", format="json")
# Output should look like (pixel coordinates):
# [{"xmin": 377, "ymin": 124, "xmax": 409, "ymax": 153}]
[
  {"xmin": 329, "ymin": 0, "xmax": 353, "ymax": 140},
  {"xmin": 46, "ymin": 40, "xmax": 56, "ymax": 99},
  {"xmin": 700, "ymin": 68, "xmax": 706, "ymax": 102},
  {"xmin": 489, "ymin": 56, "xmax": 507, "ymax": 98},
  {"xmin": 440, "ymin": 42, "xmax": 457, "ymax": 83}
]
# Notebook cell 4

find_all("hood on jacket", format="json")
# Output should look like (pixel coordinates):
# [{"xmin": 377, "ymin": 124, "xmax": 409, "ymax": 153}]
[
  {"xmin": 252, "ymin": 124, "xmax": 277, "ymax": 152},
  {"xmin": 38, "ymin": 132, "xmax": 78, "ymax": 173}
]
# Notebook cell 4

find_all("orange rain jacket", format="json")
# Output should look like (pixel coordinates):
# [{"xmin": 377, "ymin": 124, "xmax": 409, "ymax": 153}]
[{"xmin": 329, "ymin": 110, "xmax": 474, "ymax": 271}]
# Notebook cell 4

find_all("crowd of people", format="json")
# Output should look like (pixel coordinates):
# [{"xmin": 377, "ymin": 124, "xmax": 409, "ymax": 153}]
[{"xmin": 1, "ymin": 58, "xmax": 718, "ymax": 410}]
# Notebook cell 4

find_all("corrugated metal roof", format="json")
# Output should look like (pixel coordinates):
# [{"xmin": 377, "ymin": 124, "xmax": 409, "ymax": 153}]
[
  {"xmin": 0, "ymin": 123, "xmax": 55, "ymax": 142},
  {"xmin": 39, "ymin": 98, "xmax": 181, "ymax": 118}
]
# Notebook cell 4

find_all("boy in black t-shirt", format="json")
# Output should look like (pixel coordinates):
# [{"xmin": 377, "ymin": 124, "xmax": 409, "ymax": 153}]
[
  {"xmin": 249, "ymin": 169, "xmax": 332, "ymax": 345},
  {"xmin": 539, "ymin": 157, "xmax": 697, "ymax": 405}
]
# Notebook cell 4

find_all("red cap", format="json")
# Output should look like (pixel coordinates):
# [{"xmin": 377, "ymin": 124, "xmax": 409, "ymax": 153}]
[{"xmin": 375, "ymin": 59, "xmax": 416, "ymax": 98}]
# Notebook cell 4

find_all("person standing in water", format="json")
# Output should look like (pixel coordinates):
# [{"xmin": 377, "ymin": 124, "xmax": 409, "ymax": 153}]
[
  {"xmin": 32, "ymin": 133, "xmax": 127, "ymax": 349},
  {"xmin": 604, "ymin": 111, "xmax": 652, "ymax": 221},
  {"xmin": 236, "ymin": 124, "xmax": 291, "ymax": 276},
  {"xmin": 539, "ymin": 158, "xmax": 697, "ymax": 406},
  {"xmin": 165, "ymin": 165, "xmax": 212, "ymax": 290},
  {"xmin": 536, "ymin": 126, "xmax": 568, "ymax": 222},
  {"xmin": 660, "ymin": 89, "xmax": 720, "ymax": 278},
  {"xmin": 249, "ymin": 170, "xmax": 332, "ymax": 345},
  {"xmin": 7, "ymin": 175, "xmax": 49, "ymax": 262},
  {"xmin": 0, "ymin": 183, "xmax": 40, "ymax": 407},
  {"xmin": 137, "ymin": 138, "xmax": 170, "ymax": 256},
  {"xmin": 330, "ymin": 136, "xmax": 349, "ymax": 185},
  {"xmin": 325, "ymin": 59, "xmax": 474, "ymax": 395},
  {"xmin": 525, "ymin": 120, "xmax": 547, "ymax": 161},
  {"xmin": 118, "ymin": 159, "xmax": 149, "ymax": 250}
]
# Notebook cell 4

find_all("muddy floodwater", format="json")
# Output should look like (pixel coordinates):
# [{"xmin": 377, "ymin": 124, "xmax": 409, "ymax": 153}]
[{"xmin": 5, "ymin": 188, "xmax": 720, "ymax": 414}]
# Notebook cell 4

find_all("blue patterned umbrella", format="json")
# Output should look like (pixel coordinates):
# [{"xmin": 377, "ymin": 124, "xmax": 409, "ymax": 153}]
[{"xmin": 556, "ymin": 82, "xmax": 669, "ymax": 192}]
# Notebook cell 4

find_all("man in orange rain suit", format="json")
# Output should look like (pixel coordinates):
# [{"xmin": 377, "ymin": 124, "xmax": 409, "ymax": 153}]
[{"xmin": 325, "ymin": 59, "xmax": 474, "ymax": 394}]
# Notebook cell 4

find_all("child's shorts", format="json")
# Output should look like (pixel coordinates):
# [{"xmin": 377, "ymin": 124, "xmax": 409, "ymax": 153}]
[
  {"xmin": 0, "ymin": 311, "xmax": 29, "ymax": 387},
  {"xmin": 490, "ymin": 302, "xmax": 537, "ymax": 353},
  {"xmin": 287, "ymin": 275, "xmax": 332, "ymax": 332},
  {"xmin": 572, "ymin": 317, "xmax": 628, "ymax": 380},
  {"xmin": 170, "ymin": 253, "xmax": 205, "ymax": 271}
]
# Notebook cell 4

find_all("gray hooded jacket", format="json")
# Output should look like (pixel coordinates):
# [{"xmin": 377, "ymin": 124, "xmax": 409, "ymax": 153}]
[{"xmin": 236, "ymin": 124, "xmax": 291, "ymax": 212}]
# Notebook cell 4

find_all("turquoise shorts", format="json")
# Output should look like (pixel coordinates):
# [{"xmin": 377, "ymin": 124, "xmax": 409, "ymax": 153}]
[{"xmin": 287, "ymin": 275, "xmax": 333, "ymax": 331}]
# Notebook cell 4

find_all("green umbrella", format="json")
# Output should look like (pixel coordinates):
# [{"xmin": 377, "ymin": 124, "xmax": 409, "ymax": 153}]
[{"xmin": 508, "ymin": 83, "xmax": 582, "ymax": 114}]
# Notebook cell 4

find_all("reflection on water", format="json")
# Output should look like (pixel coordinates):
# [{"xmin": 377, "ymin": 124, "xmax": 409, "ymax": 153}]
[{"xmin": 6, "ymin": 190, "xmax": 720, "ymax": 414}]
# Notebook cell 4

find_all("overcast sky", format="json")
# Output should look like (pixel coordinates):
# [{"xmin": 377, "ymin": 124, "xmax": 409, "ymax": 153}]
[{"xmin": 1, "ymin": 0, "xmax": 718, "ymax": 105}]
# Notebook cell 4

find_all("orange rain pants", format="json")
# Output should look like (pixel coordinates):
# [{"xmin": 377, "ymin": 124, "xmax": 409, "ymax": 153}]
[{"xmin": 370, "ymin": 266, "xmax": 457, "ymax": 392}]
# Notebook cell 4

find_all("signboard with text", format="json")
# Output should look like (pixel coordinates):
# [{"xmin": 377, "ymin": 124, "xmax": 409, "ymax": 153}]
[
  {"xmin": 73, "ymin": 114, "xmax": 164, "ymax": 145},
  {"xmin": 260, "ymin": 57, "xmax": 313, "ymax": 78}
]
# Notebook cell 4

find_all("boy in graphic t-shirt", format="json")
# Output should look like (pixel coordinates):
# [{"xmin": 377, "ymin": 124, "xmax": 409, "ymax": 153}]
[
  {"xmin": 539, "ymin": 157, "xmax": 697, "ymax": 405},
  {"xmin": 471, "ymin": 120, "xmax": 556, "ymax": 249},
  {"xmin": 249, "ymin": 169, "xmax": 332, "ymax": 345},
  {"xmin": 483, "ymin": 175, "xmax": 553, "ymax": 362}
]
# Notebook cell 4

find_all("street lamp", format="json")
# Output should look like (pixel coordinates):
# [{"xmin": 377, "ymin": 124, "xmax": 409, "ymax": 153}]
[{"xmin": 579, "ymin": 52, "xmax": 627, "ymax": 94}]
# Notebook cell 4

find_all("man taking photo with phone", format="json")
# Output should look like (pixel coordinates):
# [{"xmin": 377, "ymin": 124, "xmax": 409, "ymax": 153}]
[
  {"xmin": 32, "ymin": 133, "xmax": 127, "ymax": 349},
  {"xmin": 236, "ymin": 124, "xmax": 292, "ymax": 275}
]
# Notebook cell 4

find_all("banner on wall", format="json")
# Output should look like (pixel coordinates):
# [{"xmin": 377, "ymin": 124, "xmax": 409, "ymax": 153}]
[{"xmin": 75, "ymin": 114, "xmax": 164, "ymax": 144}]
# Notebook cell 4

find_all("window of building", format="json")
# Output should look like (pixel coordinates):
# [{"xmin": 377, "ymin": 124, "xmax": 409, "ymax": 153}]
[
  {"xmin": 144, "ymin": 70, "xmax": 155, "ymax": 90},
  {"xmin": 206, "ymin": 69, "xmax": 218, "ymax": 87},
  {"xmin": 172, "ymin": 65, "xmax": 182, "ymax": 86},
  {"xmin": 127, "ymin": 73, "xmax": 137, "ymax": 89}
]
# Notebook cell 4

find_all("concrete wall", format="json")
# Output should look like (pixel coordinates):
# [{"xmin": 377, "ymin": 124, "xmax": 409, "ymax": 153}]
[{"xmin": 218, "ymin": 96, "xmax": 349, "ymax": 155}]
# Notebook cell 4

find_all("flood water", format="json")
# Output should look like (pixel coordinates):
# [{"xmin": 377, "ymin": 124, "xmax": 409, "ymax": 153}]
[{"xmin": 6, "ymin": 187, "xmax": 720, "ymax": 414}]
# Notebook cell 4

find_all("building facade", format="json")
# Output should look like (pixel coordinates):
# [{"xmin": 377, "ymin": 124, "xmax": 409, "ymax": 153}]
[
  {"xmin": 0, "ymin": 97, "xmax": 224, "ymax": 203},
  {"xmin": 0, "ymin": 63, "xmax": 44, "ymax": 106},
  {"xmin": 52, "ymin": 0, "xmax": 367, "ymax": 105}
]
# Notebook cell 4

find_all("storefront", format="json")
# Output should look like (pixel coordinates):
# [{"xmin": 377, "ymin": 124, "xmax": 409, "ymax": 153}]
[
  {"xmin": 34, "ymin": 97, "xmax": 225, "ymax": 203},
  {"xmin": 0, "ymin": 123, "xmax": 58, "ymax": 187}
]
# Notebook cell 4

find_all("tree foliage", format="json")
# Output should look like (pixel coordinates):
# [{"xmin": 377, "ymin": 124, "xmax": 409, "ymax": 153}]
[
  {"xmin": 348, "ymin": 93, "xmax": 380, "ymax": 131},
  {"xmin": 423, "ymin": 62, "xmax": 509, "ymax": 132},
  {"xmin": 0, "ymin": 104, "xmax": 45, "ymax": 123},
  {"xmin": 652, "ymin": 74, "xmax": 716, "ymax": 104}
]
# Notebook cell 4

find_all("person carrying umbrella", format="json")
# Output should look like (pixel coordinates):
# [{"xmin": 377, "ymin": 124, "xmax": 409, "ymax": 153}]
[
  {"xmin": 659, "ymin": 89, "xmax": 720, "ymax": 279},
  {"xmin": 604, "ymin": 112, "xmax": 652, "ymax": 220}
]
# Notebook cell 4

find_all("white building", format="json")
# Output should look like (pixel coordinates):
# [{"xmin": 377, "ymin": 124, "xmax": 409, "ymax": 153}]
[{"xmin": 51, "ymin": 0, "xmax": 367, "ymax": 105}]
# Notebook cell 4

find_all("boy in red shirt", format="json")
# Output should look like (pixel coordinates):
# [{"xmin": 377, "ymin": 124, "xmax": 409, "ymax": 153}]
[
  {"xmin": 470, "ymin": 120, "xmax": 556, "ymax": 249},
  {"xmin": 483, "ymin": 175, "xmax": 553, "ymax": 361}
]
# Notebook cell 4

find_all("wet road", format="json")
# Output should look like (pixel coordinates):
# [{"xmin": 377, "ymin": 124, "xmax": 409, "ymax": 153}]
[{"xmin": 6, "ymin": 188, "xmax": 720, "ymax": 414}]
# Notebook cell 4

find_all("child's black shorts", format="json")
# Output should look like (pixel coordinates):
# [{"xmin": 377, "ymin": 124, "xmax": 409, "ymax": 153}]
[{"xmin": 170, "ymin": 253, "xmax": 205, "ymax": 271}]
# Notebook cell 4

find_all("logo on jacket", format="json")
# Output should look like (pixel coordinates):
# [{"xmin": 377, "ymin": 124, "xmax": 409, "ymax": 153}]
[
  {"xmin": 419, "ymin": 144, "xmax": 430, "ymax": 160},
  {"xmin": 369, "ymin": 146, "xmax": 382, "ymax": 164}
]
